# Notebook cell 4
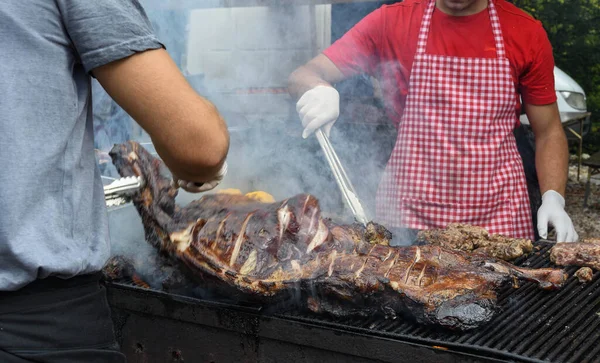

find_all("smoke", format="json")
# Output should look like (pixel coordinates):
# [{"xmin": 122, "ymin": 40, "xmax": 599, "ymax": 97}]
[
  {"xmin": 105, "ymin": 203, "xmax": 161, "ymax": 286},
  {"xmin": 97, "ymin": 3, "xmax": 399, "ymax": 285}
]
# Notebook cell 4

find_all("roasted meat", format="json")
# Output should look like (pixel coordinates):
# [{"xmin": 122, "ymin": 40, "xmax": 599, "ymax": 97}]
[
  {"xmin": 102, "ymin": 255, "xmax": 150, "ymax": 289},
  {"xmin": 102, "ymin": 255, "xmax": 135, "ymax": 281},
  {"xmin": 582, "ymin": 238, "xmax": 600, "ymax": 244},
  {"xmin": 550, "ymin": 239, "xmax": 600, "ymax": 270},
  {"xmin": 416, "ymin": 223, "xmax": 534, "ymax": 261},
  {"xmin": 108, "ymin": 141, "xmax": 567, "ymax": 331},
  {"xmin": 574, "ymin": 267, "xmax": 594, "ymax": 283},
  {"xmin": 102, "ymin": 253, "xmax": 195, "ymax": 292}
]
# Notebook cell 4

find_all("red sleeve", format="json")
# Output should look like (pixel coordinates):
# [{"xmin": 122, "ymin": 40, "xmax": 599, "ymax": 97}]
[
  {"xmin": 322, "ymin": 8, "xmax": 383, "ymax": 77},
  {"xmin": 519, "ymin": 24, "xmax": 557, "ymax": 105}
]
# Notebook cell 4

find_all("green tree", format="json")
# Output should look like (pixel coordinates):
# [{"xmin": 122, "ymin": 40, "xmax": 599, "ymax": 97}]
[{"xmin": 513, "ymin": 0, "xmax": 600, "ymax": 152}]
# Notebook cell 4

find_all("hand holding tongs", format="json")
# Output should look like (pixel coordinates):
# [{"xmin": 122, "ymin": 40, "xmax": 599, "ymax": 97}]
[{"xmin": 315, "ymin": 129, "xmax": 369, "ymax": 226}]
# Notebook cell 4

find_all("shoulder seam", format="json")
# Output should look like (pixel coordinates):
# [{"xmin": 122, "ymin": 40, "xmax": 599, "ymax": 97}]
[{"xmin": 496, "ymin": 0, "xmax": 541, "ymax": 25}]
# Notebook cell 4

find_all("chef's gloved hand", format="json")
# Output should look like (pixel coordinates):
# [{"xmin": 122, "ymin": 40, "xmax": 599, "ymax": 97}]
[
  {"xmin": 296, "ymin": 85, "xmax": 340, "ymax": 139},
  {"xmin": 537, "ymin": 190, "xmax": 579, "ymax": 242},
  {"xmin": 172, "ymin": 161, "xmax": 228, "ymax": 193}
]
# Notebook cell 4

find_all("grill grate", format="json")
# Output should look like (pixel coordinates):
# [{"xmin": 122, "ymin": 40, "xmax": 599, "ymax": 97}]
[
  {"xmin": 276, "ymin": 242, "xmax": 600, "ymax": 363},
  {"xmin": 108, "ymin": 241, "xmax": 600, "ymax": 363}
]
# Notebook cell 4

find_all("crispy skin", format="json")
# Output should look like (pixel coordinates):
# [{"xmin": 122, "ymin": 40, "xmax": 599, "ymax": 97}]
[
  {"xmin": 417, "ymin": 223, "xmax": 534, "ymax": 261},
  {"xmin": 109, "ymin": 141, "xmax": 567, "ymax": 331},
  {"xmin": 550, "ymin": 240, "xmax": 600, "ymax": 270}
]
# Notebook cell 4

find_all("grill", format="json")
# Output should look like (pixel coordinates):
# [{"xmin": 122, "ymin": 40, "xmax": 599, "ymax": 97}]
[{"xmin": 105, "ymin": 241, "xmax": 600, "ymax": 363}]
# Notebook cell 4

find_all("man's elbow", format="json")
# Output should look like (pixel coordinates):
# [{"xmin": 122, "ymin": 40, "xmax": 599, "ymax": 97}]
[
  {"xmin": 159, "ymin": 110, "xmax": 230, "ymax": 181},
  {"xmin": 167, "ymin": 135, "xmax": 228, "ymax": 182},
  {"xmin": 203, "ymin": 128, "xmax": 230, "ymax": 170},
  {"xmin": 532, "ymin": 116, "xmax": 567, "ymax": 145},
  {"xmin": 187, "ymin": 122, "xmax": 230, "ymax": 173}
]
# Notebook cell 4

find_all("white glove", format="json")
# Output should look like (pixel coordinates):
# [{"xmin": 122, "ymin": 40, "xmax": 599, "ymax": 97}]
[
  {"xmin": 296, "ymin": 85, "xmax": 340, "ymax": 139},
  {"xmin": 172, "ymin": 161, "xmax": 228, "ymax": 193},
  {"xmin": 537, "ymin": 190, "xmax": 578, "ymax": 242}
]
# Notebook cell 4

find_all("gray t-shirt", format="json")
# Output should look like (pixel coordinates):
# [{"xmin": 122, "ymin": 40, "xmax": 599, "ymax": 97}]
[{"xmin": 0, "ymin": 1, "xmax": 164, "ymax": 290}]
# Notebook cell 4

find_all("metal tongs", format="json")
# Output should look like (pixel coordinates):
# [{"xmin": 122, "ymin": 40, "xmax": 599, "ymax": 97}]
[
  {"xmin": 315, "ymin": 129, "xmax": 369, "ymax": 225},
  {"xmin": 103, "ymin": 176, "xmax": 145, "ymax": 207}
]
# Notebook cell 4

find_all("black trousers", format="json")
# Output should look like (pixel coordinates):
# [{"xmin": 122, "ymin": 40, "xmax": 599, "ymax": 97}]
[
  {"xmin": 514, "ymin": 124, "xmax": 542, "ymax": 241},
  {"xmin": 0, "ymin": 273, "xmax": 126, "ymax": 363}
]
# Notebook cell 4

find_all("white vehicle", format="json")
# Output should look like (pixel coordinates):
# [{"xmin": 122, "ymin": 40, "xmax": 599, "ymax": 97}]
[{"xmin": 520, "ymin": 66, "xmax": 590, "ymax": 138}]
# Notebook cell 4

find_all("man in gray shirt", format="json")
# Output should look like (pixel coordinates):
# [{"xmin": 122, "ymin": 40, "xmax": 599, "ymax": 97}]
[{"xmin": 0, "ymin": 1, "xmax": 229, "ymax": 361}]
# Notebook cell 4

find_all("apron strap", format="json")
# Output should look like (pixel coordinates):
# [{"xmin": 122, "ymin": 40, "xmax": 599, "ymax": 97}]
[
  {"xmin": 487, "ymin": 0, "xmax": 506, "ymax": 59},
  {"xmin": 415, "ymin": 0, "xmax": 436, "ymax": 56},
  {"xmin": 416, "ymin": 0, "xmax": 507, "ymax": 59}
]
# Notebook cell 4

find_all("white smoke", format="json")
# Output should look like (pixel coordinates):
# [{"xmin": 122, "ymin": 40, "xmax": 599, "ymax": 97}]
[{"xmin": 96, "ymin": 2, "xmax": 399, "ymax": 280}]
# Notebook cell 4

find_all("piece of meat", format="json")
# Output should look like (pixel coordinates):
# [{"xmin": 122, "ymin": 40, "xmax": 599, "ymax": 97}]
[
  {"xmin": 416, "ymin": 223, "xmax": 534, "ymax": 261},
  {"xmin": 102, "ymin": 255, "xmax": 136, "ymax": 281},
  {"xmin": 326, "ymin": 221, "xmax": 392, "ymax": 247},
  {"xmin": 101, "ymin": 255, "xmax": 150, "ymax": 288},
  {"xmin": 583, "ymin": 238, "xmax": 600, "ymax": 244},
  {"xmin": 550, "ymin": 241, "xmax": 600, "ymax": 270},
  {"xmin": 109, "ymin": 141, "xmax": 567, "ymax": 331},
  {"xmin": 103, "ymin": 253, "xmax": 197, "ymax": 293},
  {"xmin": 364, "ymin": 221, "xmax": 393, "ymax": 245},
  {"xmin": 574, "ymin": 267, "xmax": 594, "ymax": 283}
]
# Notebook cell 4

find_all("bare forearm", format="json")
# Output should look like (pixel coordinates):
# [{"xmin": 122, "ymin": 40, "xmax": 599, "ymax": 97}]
[
  {"xmin": 535, "ymin": 125, "xmax": 569, "ymax": 197},
  {"xmin": 525, "ymin": 101, "xmax": 577, "ymax": 241},
  {"xmin": 93, "ymin": 49, "xmax": 229, "ymax": 183},
  {"xmin": 288, "ymin": 66, "xmax": 333, "ymax": 100},
  {"xmin": 150, "ymin": 113, "xmax": 229, "ymax": 182},
  {"xmin": 131, "ymin": 95, "xmax": 230, "ymax": 182},
  {"xmin": 287, "ymin": 54, "xmax": 346, "ymax": 100},
  {"xmin": 524, "ymin": 102, "xmax": 569, "ymax": 197}
]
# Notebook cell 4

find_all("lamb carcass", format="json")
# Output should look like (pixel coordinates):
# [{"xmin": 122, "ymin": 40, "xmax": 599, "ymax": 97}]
[{"xmin": 107, "ymin": 141, "xmax": 567, "ymax": 331}]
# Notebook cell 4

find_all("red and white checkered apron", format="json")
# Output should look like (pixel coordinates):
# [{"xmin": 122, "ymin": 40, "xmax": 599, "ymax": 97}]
[{"xmin": 376, "ymin": 0, "xmax": 533, "ymax": 239}]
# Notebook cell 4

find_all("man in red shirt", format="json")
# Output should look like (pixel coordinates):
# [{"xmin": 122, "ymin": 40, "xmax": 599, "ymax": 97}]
[{"xmin": 288, "ymin": 0, "xmax": 578, "ymax": 242}]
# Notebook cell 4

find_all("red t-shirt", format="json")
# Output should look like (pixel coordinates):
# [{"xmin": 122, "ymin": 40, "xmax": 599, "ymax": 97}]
[{"xmin": 323, "ymin": 0, "xmax": 557, "ymax": 126}]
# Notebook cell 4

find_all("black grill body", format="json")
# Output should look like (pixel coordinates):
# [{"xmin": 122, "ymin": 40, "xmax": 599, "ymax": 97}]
[{"xmin": 105, "ymin": 242, "xmax": 600, "ymax": 363}]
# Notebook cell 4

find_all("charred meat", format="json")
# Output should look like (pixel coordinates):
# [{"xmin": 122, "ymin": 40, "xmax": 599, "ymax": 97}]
[
  {"xmin": 550, "ymin": 239, "xmax": 600, "ymax": 270},
  {"xmin": 102, "ymin": 255, "xmax": 151, "ymax": 289},
  {"xmin": 108, "ymin": 141, "xmax": 567, "ymax": 331},
  {"xmin": 103, "ymin": 252, "xmax": 195, "ymax": 293},
  {"xmin": 102, "ymin": 255, "xmax": 136, "ymax": 281},
  {"xmin": 416, "ymin": 223, "xmax": 534, "ymax": 261}
]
